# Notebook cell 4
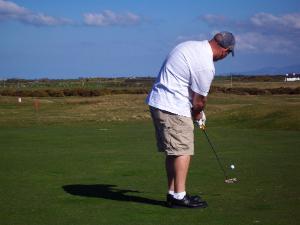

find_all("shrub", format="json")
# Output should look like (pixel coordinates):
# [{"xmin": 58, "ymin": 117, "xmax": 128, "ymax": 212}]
[
  {"xmin": 32, "ymin": 90, "xmax": 49, "ymax": 97},
  {"xmin": 63, "ymin": 89, "xmax": 76, "ymax": 96},
  {"xmin": 1, "ymin": 86, "xmax": 299, "ymax": 97},
  {"xmin": 15, "ymin": 90, "xmax": 33, "ymax": 97},
  {"xmin": 0, "ymin": 89, "xmax": 16, "ymax": 96},
  {"xmin": 267, "ymin": 87, "xmax": 292, "ymax": 95},
  {"xmin": 46, "ymin": 89, "xmax": 65, "ymax": 97}
]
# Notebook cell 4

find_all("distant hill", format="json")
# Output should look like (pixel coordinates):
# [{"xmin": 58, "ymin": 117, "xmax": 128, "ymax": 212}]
[{"xmin": 236, "ymin": 64, "xmax": 300, "ymax": 75}]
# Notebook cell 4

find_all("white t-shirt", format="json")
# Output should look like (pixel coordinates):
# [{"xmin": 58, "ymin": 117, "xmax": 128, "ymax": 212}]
[{"xmin": 146, "ymin": 40, "xmax": 215, "ymax": 117}]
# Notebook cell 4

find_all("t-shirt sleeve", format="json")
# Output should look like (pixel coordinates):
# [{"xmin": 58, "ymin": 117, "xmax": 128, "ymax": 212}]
[{"xmin": 190, "ymin": 69, "xmax": 214, "ymax": 96}]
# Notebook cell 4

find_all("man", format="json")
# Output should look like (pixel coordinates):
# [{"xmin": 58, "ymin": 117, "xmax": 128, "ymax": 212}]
[{"xmin": 146, "ymin": 31, "xmax": 235, "ymax": 208}]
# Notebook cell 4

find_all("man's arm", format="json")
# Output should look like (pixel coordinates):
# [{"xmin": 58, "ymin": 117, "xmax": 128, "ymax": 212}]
[{"xmin": 191, "ymin": 91, "xmax": 207, "ymax": 121}]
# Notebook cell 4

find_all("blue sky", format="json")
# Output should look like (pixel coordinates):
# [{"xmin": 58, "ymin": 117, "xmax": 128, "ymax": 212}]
[{"xmin": 0, "ymin": 0, "xmax": 299, "ymax": 79}]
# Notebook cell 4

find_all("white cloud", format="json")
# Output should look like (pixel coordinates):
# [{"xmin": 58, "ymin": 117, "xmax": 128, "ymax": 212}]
[
  {"xmin": 200, "ymin": 14, "xmax": 229, "ymax": 26},
  {"xmin": 200, "ymin": 12, "xmax": 300, "ymax": 33},
  {"xmin": 199, "ymin": 12, "xmax": 300, "ymax": 54},
  {"xmin": 20, "ymin": 13, "xmax": 73, "ymax": 26},
  {"xmin": 0, "ymin": 1, "xmax": 142, "ymax": 27},
  {"xmin": 0, "ymin": 0, "xmax": 73, "ymax": 26},
  {"xmin": 0, "ymin": 0, "xmax": 27, "ymax": 15},
  {"xmin": 251, "ymin": 13, "xmax": 300, "ymax": 30},
  {"xmin": 236, "ymin": 32, "xmax": 294, "ymax": 54},
  {"xmin": 83, "ymin": 10, "xmax": 141, "ymax": 26}
]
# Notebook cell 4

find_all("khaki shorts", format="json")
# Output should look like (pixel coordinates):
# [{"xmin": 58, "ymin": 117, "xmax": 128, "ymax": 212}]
[{"xmin": 150, "ymin": 106, "xmax": 194, "ymax": 155}]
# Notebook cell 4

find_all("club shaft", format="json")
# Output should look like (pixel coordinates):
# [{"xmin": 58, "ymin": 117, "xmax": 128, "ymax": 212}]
[{"xmin": 202, "ymin": 129, "xmax": 228, "ymax": 179}]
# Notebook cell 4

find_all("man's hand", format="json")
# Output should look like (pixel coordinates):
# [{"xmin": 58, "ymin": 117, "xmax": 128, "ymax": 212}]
[
  {"xmin": 191, "ymin": 92, "xmax": 207, "ymax": 114},
  {"xmin": 194, "ymin": 111, "xmax": 206, "ymax": 129},
  {"xmin": 191, "ymin": 91, "xmax": 207, "ymax": 129}
]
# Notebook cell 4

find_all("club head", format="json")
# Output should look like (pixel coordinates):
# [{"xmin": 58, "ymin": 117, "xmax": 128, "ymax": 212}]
[{"xmin": 224, "ymin": 177, "xmax": 238, "ymax": 184}]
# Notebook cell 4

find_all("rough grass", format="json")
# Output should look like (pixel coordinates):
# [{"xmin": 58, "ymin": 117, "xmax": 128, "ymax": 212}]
[
  {"xmin": 212, "ymin": 77, "xmax": 300, "ymax": 89},
  {"xmin": 207, "ymin": 94, "xmax": 300, "ymax": 130},
  {"xmin": 1, "ymin": 94, "xmax": 299, "ymax": 130},
  {"xmin": 0, "ymin": 95, "xmax": 150, "ymax": 126}
]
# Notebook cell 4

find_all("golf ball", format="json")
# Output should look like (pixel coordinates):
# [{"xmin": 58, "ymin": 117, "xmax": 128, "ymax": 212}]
[{"xmin": 230, "ymin": 164, "xmax": 235, "ymax": 170}]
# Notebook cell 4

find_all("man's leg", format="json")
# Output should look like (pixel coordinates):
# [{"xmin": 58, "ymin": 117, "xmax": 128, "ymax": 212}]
[
  {"xmin": 166, "ymin": 155, "xmax": 191, "ymax": 193},
  {"xmin": 165, "ymin": 156, "xmax": 175, "ymax": 192},
  {"xmin": 166, "ymin": 154, "xmax": 207, "ymax": 208},
  {"xmin": 174, "ymin": 155, "xmax": 191, "ymax": 193}
]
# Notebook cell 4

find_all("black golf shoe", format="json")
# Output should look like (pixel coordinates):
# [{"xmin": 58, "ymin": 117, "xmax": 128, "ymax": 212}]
[
  {"xmin": 166, "ymin": 194, "xmax": 208, "ymax": 208},
  {"xmin": 166, "ymin": 194, "xmax": 203, "ymax": 204}
]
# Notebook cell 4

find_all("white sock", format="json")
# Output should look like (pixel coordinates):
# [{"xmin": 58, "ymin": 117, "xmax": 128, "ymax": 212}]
[
  {"xmin": 168, "ymin": 190, "xmax": 174, "ymax": 195},
  {"xmin": 173, "ymin": 191, "xmax": 186, "ymax": 200}
]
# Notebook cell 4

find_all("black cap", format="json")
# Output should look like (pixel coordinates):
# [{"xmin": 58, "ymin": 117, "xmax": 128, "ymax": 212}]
[{"xmin": 214, "ymin": 31, "xmax": 236, "ymax": 56}]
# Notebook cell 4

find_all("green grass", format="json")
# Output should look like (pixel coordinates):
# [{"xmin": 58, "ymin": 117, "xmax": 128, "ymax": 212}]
[
  {"xmin": 0, "ymin": 94, "xmax": 300, "ymax": 225},
  {"xmin": 0, "ymin": 122, "xmax": 299, "ymax": 225}
]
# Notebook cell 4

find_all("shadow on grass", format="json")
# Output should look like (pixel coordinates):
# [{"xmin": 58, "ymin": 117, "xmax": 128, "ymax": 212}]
[{"xmin": 62, "ymin": 184, "xmax": 166, "ymax": 207}]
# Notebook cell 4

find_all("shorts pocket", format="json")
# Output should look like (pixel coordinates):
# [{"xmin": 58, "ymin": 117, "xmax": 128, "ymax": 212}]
[{"xmin": 168, "ymin": 116, "xmax": 194, "ymax": 153}]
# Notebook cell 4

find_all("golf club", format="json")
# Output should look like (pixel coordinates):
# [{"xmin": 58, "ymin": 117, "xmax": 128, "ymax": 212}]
[{"xmin": 201, "ymin": 127, "xmax": 237, "ymax": 184}]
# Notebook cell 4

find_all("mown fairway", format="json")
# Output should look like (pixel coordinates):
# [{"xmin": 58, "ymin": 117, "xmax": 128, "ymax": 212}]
[{"xmin": 0, "ymin": 93, "xmax": 300, "ymax": 225}]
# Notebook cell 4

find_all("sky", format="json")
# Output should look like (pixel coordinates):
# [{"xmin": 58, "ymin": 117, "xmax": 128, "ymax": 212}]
[{"xmin": 0, "ymin": 0, "xmax": 300, "ymax": 79}]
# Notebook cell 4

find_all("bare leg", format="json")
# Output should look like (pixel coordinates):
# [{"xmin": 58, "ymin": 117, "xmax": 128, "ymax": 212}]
[
  {"xmin": 174, "ymin": 155, "xmax": 191, "ymax": 193},
  {"xmin": 165, "ymin": 156, "xmax": 175, "ymax": 192},
  {"xmin": 166, "ymin": 155, "xmax": 191, "ymax": 193}
]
